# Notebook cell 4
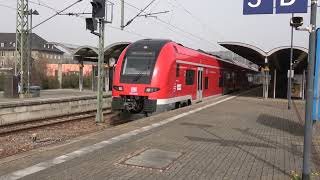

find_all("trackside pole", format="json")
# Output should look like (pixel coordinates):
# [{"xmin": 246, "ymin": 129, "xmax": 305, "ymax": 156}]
[
  {"xmin": 302, "ymin": 0, "xmax": 318, "ymax": 179},
  {"xmin": 96, "ymin": 19, "xmax": 105, "ymax": 123}
]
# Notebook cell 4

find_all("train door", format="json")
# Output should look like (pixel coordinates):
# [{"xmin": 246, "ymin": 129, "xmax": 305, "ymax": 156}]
[{"xmin": 197, "ymin": 67, "xmax": 204, "ymax": 102}]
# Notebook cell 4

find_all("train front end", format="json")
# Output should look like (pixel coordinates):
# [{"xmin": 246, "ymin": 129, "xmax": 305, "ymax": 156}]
[{"xmin": 112, "ymin": 39, "xmax": 171, "ymax": 114}]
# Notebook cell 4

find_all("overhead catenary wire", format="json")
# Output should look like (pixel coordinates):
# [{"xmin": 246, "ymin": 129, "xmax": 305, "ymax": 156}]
[
  {"xmin": 0, "ymin": 0, "xmax": 217, "ymax": 49},
  {"xmin": 170, "ymin": 0, "xmax": 225, "ymax": 41},
  {"xmin": 118, "ymin": 0, "xmax": 219, "ymax": 49},
  {"xmin": 31, "ymin": 0, "xmax": 83, "ymax": 30},
  {"xmin": 123, "ymin": 0, "xmax": 157, "ymax": 28},
  {"xmin": 0, "ymin": 3, "xmax": 16, "ymax": 10},
  {"xmin": 29, "ymin": 0, "xmax": 59, "ymax": 13}
]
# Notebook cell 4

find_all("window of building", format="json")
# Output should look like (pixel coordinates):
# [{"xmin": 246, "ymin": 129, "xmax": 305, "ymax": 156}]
[
  {"xmin": 205, "ymin": 77, "xmax": 209, "ymax": 89},
  {"xmin": 44, "ymin": 44, "xmax": 46, "ymax": 48},
  {"xmin": 13, "ymin": 43, "xmax": 15, "ymax": 47},
  {"xmin": 0, "ymin": 43, "xmax": 4, "ymax": 47},
  {"xmin": 1, "ymin": 51, "xmax": 5, "ymax": 57},
  {"xmin": 12, "ymin": 51, "xmax": 15, "ymax": 57},
  {"xmin": 176, "ymin": 64, "xmax": 180, "ymax": 77},
  {"xmin": 186, "ymin": 69, "xmax": 195, "ymax": 85}
]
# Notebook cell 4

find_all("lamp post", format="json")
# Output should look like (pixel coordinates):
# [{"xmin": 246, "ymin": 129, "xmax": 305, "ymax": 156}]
[
  {"xmin": 288, "ymin": 13, "xmax": 294, "ymax": 109},
  {"xmin": 26, "ymin": 9, "xmax": 39, "ymax": 95}
]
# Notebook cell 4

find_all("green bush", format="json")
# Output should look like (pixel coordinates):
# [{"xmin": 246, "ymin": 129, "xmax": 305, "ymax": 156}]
[
  {"xmin": 62, "ymin": 73, "xmax": 79, "ymax": 89},
  {"xmin": 41, "ymin": 76, "xmax": 59, "ymax": 90},
  {"xmin": 83, "ymin": 74, "xmax": 92, "ymax": 89}
]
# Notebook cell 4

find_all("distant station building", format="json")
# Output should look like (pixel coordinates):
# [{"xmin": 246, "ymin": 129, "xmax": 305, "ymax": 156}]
[{"xmin": 0, "ymin": 33, "xmax": 64, "ymax": 69}]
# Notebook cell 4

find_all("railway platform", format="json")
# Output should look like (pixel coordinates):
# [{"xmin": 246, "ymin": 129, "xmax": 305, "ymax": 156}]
[
  {"xmin": 0, "ymin": 88, "xmax": 320, "ymax": 180},
  {"xmin": 0, "ymin": 89, "xmax": 111, "ymax": 126},
  {"xmin": 0, "ymin": 89, "xmax": 110, "ymax": 106}
]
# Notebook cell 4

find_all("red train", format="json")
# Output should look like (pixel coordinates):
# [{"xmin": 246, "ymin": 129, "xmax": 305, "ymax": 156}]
[{"xmin": 112, "ymin": 39, "xmax": 256, "ymax": 114}]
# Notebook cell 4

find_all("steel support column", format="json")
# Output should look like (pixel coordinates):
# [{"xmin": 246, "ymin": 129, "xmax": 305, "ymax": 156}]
[
  {"xmin": 96, "ymin": 19, "xmax": 105, "ymax": 123},
  {"xmin": 15, "ymin": 0, "xmax": 29, "ymax": 94},
  {"xmin": 273, "ymin": 69, "xmax": 277, "ymax": 99},
  {"xmin": 302, "ymin": 0, "xmax": 318, "ymax": 179},
  {"xmin": 58, "ymin": 63, "xmax": 62, "ymax": 89},
  {"xmin": 303, "ymin": 70, "xmax": 306, "ymax": 101},
  {"xmin": 79, "ymin": 61, "xmax": 84, "ymax": 92}
]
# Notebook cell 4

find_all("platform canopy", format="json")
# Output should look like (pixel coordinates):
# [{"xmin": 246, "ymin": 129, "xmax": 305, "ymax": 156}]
[
  {"xmin": 218, "ymin": 42, "xmax": 308, "ymax": 74},
  {"xmin": 73, "ymin": 42, "xmax": 131, "ymax": 64}
]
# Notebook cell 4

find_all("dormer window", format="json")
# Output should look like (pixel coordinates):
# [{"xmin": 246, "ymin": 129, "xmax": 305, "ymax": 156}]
[
  {"xmin": 12, "ymin": 43, "xmax": 15, "ymax": 47},
  {"xmin": 44, "ymin": 44, "xmax": 46, "ymax": 48},
  {"xmin": 0, "ymin": 43, "xmax": 4, "ymax": 47}
]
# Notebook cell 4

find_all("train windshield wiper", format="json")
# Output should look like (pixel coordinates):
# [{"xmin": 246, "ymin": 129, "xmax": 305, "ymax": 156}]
[
  {"xmin": 132, "ymin": 70, "xmax": 144, "ymax": 82},
  {"xmin": 132, "ymin": 64, "xmax": 151, "ymax": 83}
]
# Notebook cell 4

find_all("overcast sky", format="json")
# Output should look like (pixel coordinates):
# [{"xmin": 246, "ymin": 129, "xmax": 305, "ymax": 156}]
[{"xmin": 0, "ymin": 0, "xmax": 314, "ymax": 52}]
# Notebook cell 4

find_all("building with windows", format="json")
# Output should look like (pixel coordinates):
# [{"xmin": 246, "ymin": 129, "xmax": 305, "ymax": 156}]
[{"xmin": 0, "ymin": 33, "xmax": 64, "ymax": 68}]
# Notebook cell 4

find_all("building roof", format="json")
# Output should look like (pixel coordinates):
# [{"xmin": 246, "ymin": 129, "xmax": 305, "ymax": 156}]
[{"xmin": 0, "ymin": 33, "xmax": 63, "ymax": 54}]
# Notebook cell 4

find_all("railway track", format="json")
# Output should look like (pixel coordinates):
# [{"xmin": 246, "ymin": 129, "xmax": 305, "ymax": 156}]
[{"xmin": 0, "ymin": 108, "xmax": 115, "ymax": 135}]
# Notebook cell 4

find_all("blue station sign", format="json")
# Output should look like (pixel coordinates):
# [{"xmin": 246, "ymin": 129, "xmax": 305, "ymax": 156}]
[
  {"xmin": 313, "ymin": 29, "xmax": 320, "ymax": 122},
  {"xmin": 243, "ymin": 0, "xmax": 308, "ymax": 15},
  {"xmin": 243, "ymin": 0, "xmax": 273, "ymax": 15}
]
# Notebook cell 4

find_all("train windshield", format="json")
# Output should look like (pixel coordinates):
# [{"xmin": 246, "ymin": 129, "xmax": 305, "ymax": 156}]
[
  {"xmin": 122, "ymin": 51, "xmax": 155, "ymax": 76},
  {"xmin": 120, "ymin": 40, "xmax": 170, "ymax": 84}
]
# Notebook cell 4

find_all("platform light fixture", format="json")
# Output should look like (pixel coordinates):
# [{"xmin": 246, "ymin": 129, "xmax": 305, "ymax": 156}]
[{"xmin": 290, "ymin": 16, "xmax": 304, "ymax": 28}]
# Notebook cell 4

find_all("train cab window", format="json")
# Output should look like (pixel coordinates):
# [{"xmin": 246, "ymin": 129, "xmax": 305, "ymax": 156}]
[
  {"xmin": 176, "ymin": 64, "xmax": 180, "ymax": 77},
  {"xmin": 186, "ymin": 70, "xmax": 195, "ymax": 85},
  {"xmin": 205, "ymin": 77, "xmax": 209, "ymax": 89}
]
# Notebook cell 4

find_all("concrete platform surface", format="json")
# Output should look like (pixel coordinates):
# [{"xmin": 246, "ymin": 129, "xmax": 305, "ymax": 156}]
[{"xmin": 0, "ymin": 89, "xmax": 319, "ymax": 180}]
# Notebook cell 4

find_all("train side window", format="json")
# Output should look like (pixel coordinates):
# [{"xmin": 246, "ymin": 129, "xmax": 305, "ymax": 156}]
[
  {"xmin": 176, "ymin": 64, "xmax": 180, "ymax": 77},
  {"xmin": 205, "ymin": 77, "xmax": 209, "ymax": 89},
  {"xmin": 186, "ymin": 70, "xmax": 195, "ymax": 85}
]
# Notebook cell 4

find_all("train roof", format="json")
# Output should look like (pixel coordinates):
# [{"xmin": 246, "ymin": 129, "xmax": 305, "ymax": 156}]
[{"xmin": 136, "ymin": 39, "xmax": 258, "ymax": 72}]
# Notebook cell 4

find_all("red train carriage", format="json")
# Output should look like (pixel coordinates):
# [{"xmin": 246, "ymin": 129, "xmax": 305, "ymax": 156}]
[{"xmin": 112, "ymin": 39, "xmax": 255, "ymax": 114}]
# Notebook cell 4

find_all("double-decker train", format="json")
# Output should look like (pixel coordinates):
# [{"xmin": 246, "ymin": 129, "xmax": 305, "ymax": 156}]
[{"xmin": 112, "ymin": 39, "xmax": 256, "ymax": 115}]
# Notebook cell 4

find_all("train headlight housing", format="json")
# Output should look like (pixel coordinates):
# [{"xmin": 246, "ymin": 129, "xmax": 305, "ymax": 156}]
[
  {"xmin": 113, "ymin": 86, "xmax": 124, "ymax": 91},
  {"xmin": 145, "ymin": 87, "xmax": 160, "ymax": 93}
]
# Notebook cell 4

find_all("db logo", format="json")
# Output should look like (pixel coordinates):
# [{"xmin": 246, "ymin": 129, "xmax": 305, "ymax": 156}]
[{"xmin": 243, "ymin": 0, "xmax": 308, "ymax": 15}]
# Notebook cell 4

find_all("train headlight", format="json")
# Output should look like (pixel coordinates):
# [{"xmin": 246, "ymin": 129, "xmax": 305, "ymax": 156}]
[
  {"xmin": 113, "ymin": 86, "xmax": 124, "ymax": 91},
  {"xmin": 145, "ymin": 87, "xmax": 160, "ymax": 93}
]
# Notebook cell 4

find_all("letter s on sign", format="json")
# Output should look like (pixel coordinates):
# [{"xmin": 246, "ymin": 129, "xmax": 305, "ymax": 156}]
[
  {"xmin": 248, "ymin": 0, "xmax": 261, "ymax": 8},
  {"xmin": 280, "ymin": 0, "xmax": 296, "ymax": 6}
]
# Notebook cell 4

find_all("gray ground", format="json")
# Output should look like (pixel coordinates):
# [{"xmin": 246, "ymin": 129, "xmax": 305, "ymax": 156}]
[{"xmin": 0, "ymin": 89, "xmax": 319, "ymax": 180}]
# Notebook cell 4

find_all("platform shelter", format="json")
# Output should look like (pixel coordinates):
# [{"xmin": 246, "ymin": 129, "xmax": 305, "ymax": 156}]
[
  {"xmin": 219, "ymin": 42, "xmax": 308, "ymax": 99},
  {"xmin": 73, "ymin": 42, "xmax": 130, "ymax": 92}
]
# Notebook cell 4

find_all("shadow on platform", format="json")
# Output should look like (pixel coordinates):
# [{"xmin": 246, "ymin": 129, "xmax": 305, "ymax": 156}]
[
  {"xmin": 185, "ymin": 136, "xmax": 275, "ymax": 148},
  {"xmin": 257, "ymin": 114, "xmax": 304, "ymax": 136}
]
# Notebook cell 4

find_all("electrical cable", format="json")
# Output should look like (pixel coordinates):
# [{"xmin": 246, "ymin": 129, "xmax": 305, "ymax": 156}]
[
  {"xmin": 0, "ymin": 3, "xmax": 16, "ymax": 10},
  {"xmin": 170, "ymin": 0, "xmax": 225, "ymax": 41},
  {"xmin": 118, "ymin": 0, "xmax": 218, "ymax": 49},
  {"xmin": 31, "ymin": 0, "xmax": 83, "ymax": 30}
]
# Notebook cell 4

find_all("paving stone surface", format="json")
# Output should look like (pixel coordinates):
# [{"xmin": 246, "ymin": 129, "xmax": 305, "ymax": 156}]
[{"xmin": 0, "ymin": 89, "xmax": 319, "ymax": 180}]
